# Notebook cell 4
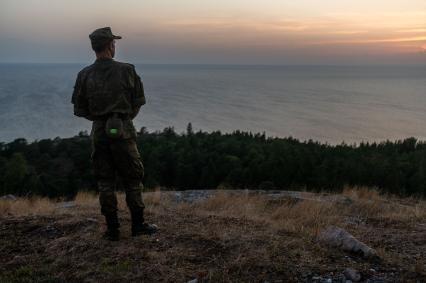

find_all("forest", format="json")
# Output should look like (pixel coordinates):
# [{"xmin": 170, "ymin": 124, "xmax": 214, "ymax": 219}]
[{"xmin": 1, "ymin": 124, "xmax": 425, "ymax": 198}]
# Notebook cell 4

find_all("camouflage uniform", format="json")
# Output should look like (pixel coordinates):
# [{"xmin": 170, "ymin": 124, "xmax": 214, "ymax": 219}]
[{"xmin": 72, "ymin": 27, "xmax": 147, "ymax": 236}]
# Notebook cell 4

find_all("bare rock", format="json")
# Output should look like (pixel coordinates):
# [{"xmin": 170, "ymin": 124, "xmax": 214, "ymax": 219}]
[
  {"xmin": 318, "ymin": 226, "xmax": 377, "ymax": 258},
  {"xmin": 1, "ymin": 194, "xmax": 17, "ymax": 201},
  {"xmin": 343, "ymin": 268, "xmax": 361, "ymax": 282},
  {"xmin": 85, "ymin": 218, "xmax": 98, "ymax": 223},
  {"xmin": 56, "ymin": 201, "xmax": 76, "ymax": 209}
]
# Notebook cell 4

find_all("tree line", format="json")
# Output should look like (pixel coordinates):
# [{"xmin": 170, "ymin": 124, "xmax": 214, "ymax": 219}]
[{"xmin": 1, "ymin": 124, "xmax": 425, "ymax": 198}]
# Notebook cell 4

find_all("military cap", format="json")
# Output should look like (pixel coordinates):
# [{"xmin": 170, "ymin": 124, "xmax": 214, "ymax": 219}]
[{"xmin": 89, "ymin": 27, "xmax": 122, "ymax": 47}]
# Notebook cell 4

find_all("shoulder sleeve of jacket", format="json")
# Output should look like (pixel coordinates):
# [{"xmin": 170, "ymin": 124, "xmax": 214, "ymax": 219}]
[
  {"xmin": 71, "ymin": 70, "xmax": 91, "ymax": 119},
  {"xmin": 130, "ymin": 65, "xmax": 146, "ymax": 108}
]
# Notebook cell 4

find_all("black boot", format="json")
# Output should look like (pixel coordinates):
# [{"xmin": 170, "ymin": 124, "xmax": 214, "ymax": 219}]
[
  {"xmin": 130, "ymin": 208, "xmax": 158, "ymax": 236},
  {"xmin": 132, "ymin": 223, "xmax": 158, "ymax": 236},
  {"xmin": 103, "ymin": 213, "xmax": 120, "ymax": 241}
]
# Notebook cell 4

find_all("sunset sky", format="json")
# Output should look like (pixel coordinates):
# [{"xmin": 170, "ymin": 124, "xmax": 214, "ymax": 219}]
[{"xmin": 1, "ymin": 0, "xmax": 425, "ymax": 64}]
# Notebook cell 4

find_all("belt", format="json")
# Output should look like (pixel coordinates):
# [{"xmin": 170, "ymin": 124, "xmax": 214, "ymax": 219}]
[{"xmin": 93, "ymin": 113, "xmax": 130, "ymax": 121}]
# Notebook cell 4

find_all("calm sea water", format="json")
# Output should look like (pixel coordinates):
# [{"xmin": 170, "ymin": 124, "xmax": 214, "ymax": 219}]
[{"xmin": 0, "ymin": 63, "xmax": 425, "ymax": 143}]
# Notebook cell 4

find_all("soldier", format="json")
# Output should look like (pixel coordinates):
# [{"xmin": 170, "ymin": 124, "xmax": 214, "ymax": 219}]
[{"xmin": 72, "ymin": 27, "xmax": 157, "ymax": 241}]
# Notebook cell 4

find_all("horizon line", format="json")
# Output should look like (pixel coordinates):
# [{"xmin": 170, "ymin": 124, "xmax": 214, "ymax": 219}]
[{"xmin": 0, "ymin": 62, "xmax": 425, "ymax": 67}]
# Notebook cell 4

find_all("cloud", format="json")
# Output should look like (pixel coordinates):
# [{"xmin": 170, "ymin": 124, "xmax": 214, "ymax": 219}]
[
  {"xmin": 397, "ymin": 28, "xmax": 426, "ymax": 33},
  {"xmin": 1, "ymin": 0, "xmax": 425, "ymax": 64},
  {"xmin": 312, "ymin": 36, "xmax": 426, "ymax": 45}
]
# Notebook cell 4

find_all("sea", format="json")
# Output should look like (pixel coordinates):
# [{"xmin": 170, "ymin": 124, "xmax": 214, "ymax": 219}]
[{"xmin": 0, "ymin": 63, "xmax": 425, "ymax": 144}]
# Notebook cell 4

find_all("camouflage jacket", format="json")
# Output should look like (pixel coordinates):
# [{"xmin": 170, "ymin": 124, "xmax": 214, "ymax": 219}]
[{"xmin": 71, "ymin": 58, "xmax": 146, "ymax": 120}]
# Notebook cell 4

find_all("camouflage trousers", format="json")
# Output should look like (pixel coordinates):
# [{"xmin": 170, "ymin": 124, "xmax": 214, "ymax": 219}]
[{"xmin": 91, "ymin": 120, "xmax": 145, "ymax": 218}]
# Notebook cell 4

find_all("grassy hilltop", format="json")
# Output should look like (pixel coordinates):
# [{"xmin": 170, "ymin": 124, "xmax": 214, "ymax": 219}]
[{"xmin": 1, "ymin": 188, "xmax": 425, "ymax": 282}]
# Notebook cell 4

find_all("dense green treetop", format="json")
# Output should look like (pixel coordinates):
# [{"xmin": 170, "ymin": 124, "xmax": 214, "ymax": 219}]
[{"xmin": 0, "ymin": 126, "xmax": 425, "ymax": 198}]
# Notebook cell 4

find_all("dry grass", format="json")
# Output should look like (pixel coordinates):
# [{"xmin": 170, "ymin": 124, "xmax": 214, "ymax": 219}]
[
  {"xmin": 270, "ymin": 200, "xmax": 341, "ymax": 236},
  {"xmin": 73, "ymin": 191, "xmax": 98, "ymax": 206},
  {"xmin": 188, "ymin": 192, "xmax": 341, "ymax": 237},
  {"xmin": 0, "ymin": 189, "xmax": 171, "ymax": 218},
  {"xmin": 342, "ymin": 185, "xmax": 382, "ymax": 201},
  {"xmin": 2, "ymin": 187, "xmax": 425, "ymax": 233},
  {"xmin": 0, "ymin": 197, "xmax": 56, "ymax": 217},
  {"xmin": 341, "ymin": 186, "xmax": 426, "ymax": 222},
  {"xmin": 186, "ymin": 187, "xmax": 426, "ymax": 237},
  {"xmin": 1, "ymin": 187, "xmax": 425, "ymax": 282}
]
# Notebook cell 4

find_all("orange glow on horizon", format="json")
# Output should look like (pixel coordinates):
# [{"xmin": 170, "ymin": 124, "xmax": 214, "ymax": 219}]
[{"xmin": 1, "ymin": 0, "xmax": 425, "ymax": 63}]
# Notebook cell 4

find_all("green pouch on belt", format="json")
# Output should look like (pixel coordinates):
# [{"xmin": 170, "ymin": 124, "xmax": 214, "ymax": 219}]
[{"xmin": 105, "ymin": 113, "xmax": 124, "ymax": 139}]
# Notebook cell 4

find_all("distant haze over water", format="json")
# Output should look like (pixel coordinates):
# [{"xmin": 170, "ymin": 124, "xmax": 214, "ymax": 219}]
[{"xmin": 0, "ymin": 63, "xmax": 425, "ymax": 144}]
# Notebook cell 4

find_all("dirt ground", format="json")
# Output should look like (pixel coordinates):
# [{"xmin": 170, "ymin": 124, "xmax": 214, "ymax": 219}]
[{"xmin": 0, "ymin": 189, "xmax": 425, "ymax": 282}]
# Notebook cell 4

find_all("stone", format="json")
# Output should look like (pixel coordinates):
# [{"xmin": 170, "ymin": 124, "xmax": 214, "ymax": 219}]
[
  {"xmin": 343, "ymin": 268, "xmax": 361, "ymax": 282},
  {"xmin": 317, "ymin": 226, "xmax": 377, "ymax": 258},
  {"xmin": 56, "ymin": 201, "xmax": 76, "ymax": 209},
  {"xmin": 187, "ymin": 279, "xmax": 198, "ymax": 283},
  {"xmin": 0, "ymin": 194, "xmax": 17, "ymax": 201}
]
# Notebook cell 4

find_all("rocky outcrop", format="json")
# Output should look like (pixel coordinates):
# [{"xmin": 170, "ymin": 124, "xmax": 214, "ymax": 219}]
[
  {"xmin": 318, "ymin": 226, "xmax": 377, "ymax": 258},
  {"xmin": 0, "ymin": 194, "xmax": 17, "ymax": 201},
  {"xmin": 343, "ymin": 268, "xmax": 362, "ymax": 282}
]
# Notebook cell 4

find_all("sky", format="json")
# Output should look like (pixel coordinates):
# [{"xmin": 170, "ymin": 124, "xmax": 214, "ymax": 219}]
[{"xmin": 0, "ymin": 0, "xmax": 425, "ymax": 65}]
